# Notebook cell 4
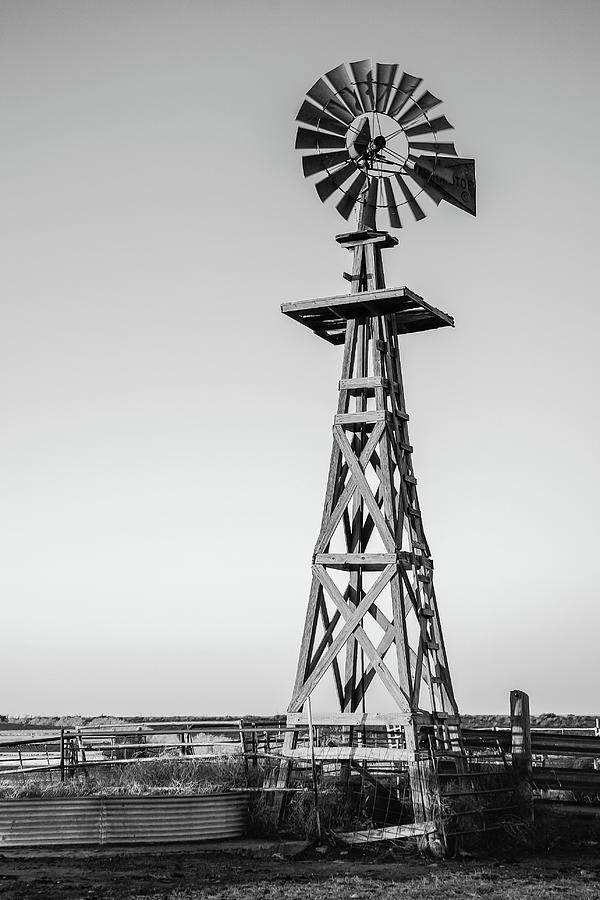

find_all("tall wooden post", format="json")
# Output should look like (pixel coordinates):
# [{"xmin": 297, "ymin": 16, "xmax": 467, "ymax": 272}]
[
  {"xmin": 510, "ymin": 689, "xmax": 533, "ymax": 820},
  {"xmin": 278, "ymin": 208, "xmax": 462, "ymax": 853}
]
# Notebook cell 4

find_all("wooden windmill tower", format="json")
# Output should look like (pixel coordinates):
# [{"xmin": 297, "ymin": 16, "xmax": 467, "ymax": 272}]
[{"xmin": 278, "ymin": 60, "xmax": 476, "ymax": 848}]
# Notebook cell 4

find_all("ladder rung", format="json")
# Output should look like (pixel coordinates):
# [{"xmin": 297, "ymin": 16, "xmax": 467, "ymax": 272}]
[
  {"xmin": 417, "ymin": 574, "xmax": 431, "ymax": 584},
  {"xmin": 407, "ymin": 507, "xmax": 421, "ymax": 517},
  {"xmin": 412, "ymin": 541, "xmax": 427, "ymax": 551},
  {"xmin": 420, "ymin": 607, "xmax": 435, "ymax": 617},
  {"xmin": 425, "ymin": 641, "xmax": 440, "ymax": 651},
  {"xmin": 400, "ymin": 442, "xmax": 413, "ymax": 452}
]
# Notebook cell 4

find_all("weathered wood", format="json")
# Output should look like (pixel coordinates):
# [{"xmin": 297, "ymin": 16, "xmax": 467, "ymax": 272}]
[
  {"xmin": 511, "ymin": 689, "xmax": 531, "ymax": 769},
  {"xmin": 337, "ymin": 822, "xmax": 436, "ymax": 844},
  {"xmin": 287, "ymin": 712, "xmax": 413, "ymax": 726},
  {"xmin": 282, "ymin": 225, "xmax": 460, "ymax": 855},
  {"xmin": 314, "ymin": 552, "xmax": 396, "ymax": 569},
  {"xmin": 281, "ymin": 746, "xmax": 420, "ymax": 762},
  {"xmin": 511, "ymin": 689, "xmax": 533, "ymax": 820},
  {"xmin": 315, "ymin": 564, "xmax": 410, "ymax": 710},
  {"xmin": 289, "ymin": 564, "xmax": 396, "ymax": 711},
  {"xmin": 314, "ymin": 420, "xmax": 384, "ymax": 554},
  {"xmin": 335, "ymin": 229, "xmax": 399, "ymax": 249},
  {"xmin": 339, "ymin": 376, "xmax": 387, "ymax": 391},
  {"xmin": 281, "ymin": 286, "xmax": 454, "ymax": 344},
  {"xmin": 334, "ymin": 410, "xmax": 388, "ymax": 425},
  {"xmin": 333, "ymin": 425, "xmax": 396, "ymax": 552},
  {"xmin": 281, "ymin": 286, "xmax": 427, "ymax": 315}
]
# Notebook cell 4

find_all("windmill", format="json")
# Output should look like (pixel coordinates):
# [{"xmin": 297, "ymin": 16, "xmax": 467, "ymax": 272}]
[{"xmin": 277, "ymin": 60, "xmax": 476, "ymax": 851}]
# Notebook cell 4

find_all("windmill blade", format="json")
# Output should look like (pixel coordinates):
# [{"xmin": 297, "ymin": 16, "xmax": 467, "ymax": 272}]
[
  {"xmin": 412, "ymin": 156, "xmax": 476, "ymax": 215},
  {"xmin": 408, "ymin": 141, "xmax": 457, "ymax": 156},
  {"xmin": 316, "ymin": 161, "xmax": 357, "ymax": 202},
  {"xmin": 404, "ymin": 115, "xmax": 453, "ymax": 137},
  {"xmin": 348, "ymin": 117, "xmax": 371, "ymax": 160},
  {"xmin": 375, "ymin": 63, "xmax": 398, "ymax": 112},
  {"xmin": 302, "ymin": 151, "xmax": 350, "ymax": 178},
  {"xmin": 350, "ymin": 59, "xmax": 374, "ymax": 112},
  {"xmin": 361, "ymin": 177, "xmax": 379, "ymax": 229},
  {"xmin": 387, "ymin": 72, "xmax": 422, "ymax": 118},
  {"xmin": 395, "ymin": 173, "xmax": 427, "ymax": 221},
  {"xmin": 295, "ymin": 128, "xmax": 347, "ymax": 151},
  {"xmin": 336, "ymin": 171, "xmax": 368, "ymax": 219},
  {"xmin": 404, "ymin": 166, "xmax": 444, "ymax": 204},
  {"xmin": 397, "ymin": 90, "xmax": 442, "ymax": 127},
  {"xmin": 383, "ymin": 177, "xmax": 401, "ymax": 229},
  {"xmin": 296, "ymin": 100, "xmax": 348, "ymax": 137},
  {"xmin": 307, "ymin": 78, "xmax": 354, "ymax": 125},
  {"xmin": 325, "ymin": 63, "xmax": 363, "ymax": 117}
]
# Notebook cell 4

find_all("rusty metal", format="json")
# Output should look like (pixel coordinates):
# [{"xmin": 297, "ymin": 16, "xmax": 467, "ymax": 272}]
[{"xmin": 0, "ymin": 793, "xmax": 248, "ymax": 848}]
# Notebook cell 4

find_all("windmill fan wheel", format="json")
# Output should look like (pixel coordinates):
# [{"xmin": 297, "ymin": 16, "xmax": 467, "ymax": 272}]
[{"xmin": 295, "ymin": 60, "xmax": 476, "ymax": 229}]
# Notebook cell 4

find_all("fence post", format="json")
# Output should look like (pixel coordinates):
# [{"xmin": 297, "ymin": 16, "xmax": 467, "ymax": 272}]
[
  {"xmin": 59, "ymin": 728, "xmax": 65, "ymax": 783},
  {"xmin": 307, "ymin": 696, "xmax": 322, "ymax": 842},
  {"xmin": 510, "ymin": 689, "xmax": 533, "ymax": 820}
]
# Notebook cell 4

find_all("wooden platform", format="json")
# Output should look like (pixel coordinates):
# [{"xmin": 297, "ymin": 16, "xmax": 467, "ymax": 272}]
[{"xmin": 281, "ymin": 287, "xmax": 454, "ymax": 344}]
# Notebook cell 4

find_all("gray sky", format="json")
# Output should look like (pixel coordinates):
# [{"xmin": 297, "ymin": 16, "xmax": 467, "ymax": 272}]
[{"xmin": 1, "ymin": 0, "xmax": 599, "ymax": 716}]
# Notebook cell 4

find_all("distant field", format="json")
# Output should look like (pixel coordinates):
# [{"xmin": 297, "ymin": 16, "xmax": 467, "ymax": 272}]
[{"xmin": 2, "ymin": 713, "xmax": 598, "ymax": 731}]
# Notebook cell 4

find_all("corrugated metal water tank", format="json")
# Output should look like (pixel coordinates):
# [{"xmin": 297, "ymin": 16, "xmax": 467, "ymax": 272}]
[{"xmin": 0, "ymin": 793, "xmax": 248, "ymax": 847}]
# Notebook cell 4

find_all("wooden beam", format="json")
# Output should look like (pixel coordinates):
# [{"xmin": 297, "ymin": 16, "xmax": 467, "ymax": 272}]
[
  {"xmin": 281, "ymin": 286, "xmax": 454, "ymax": 329},
  {"xmin": 339, "ymin": 376, "xmax": 387, "ymax": 391},
  {"xmin": 334, "ymin": 410, "xmax": 389, "ymax": 426},
  {"xmin": 314, "ymin": 420, "xmax": 385, "ymax": 554},
  {"xmin": 281, "ymin": 746, "xmax": 419, "ymax": 762},
  {"xmin": 333, "ymin": 425, "xmax": 395, "ymax": 552},
  {"xmin": 287, "ymin": 712, "xmax": 413, "ymax": 726},
  {"xmin": 289, "ymin": 564, "xmax": 396, "ymax": 711},
  {"xmin": 315, "ymin": 565, "xmax": 410, "ymax": 710},
  {"xmin": 314, "ymin": 553, "xmax": 397, "ymax": 570},
  {"xmin": 336, "ymin": 823, "xmax": 436, "ymax": 844}
]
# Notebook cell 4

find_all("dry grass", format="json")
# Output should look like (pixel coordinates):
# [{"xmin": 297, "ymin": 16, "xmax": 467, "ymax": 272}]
[
  {"xmin": 0, "ymin": 756, "xmax": 259, "ymax": 798},
  {"xmin": 129, "ymin": 868, "xmax": 600, "ymax": 900}
]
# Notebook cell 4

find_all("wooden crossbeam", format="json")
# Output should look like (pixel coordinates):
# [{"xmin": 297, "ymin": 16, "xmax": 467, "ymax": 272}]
[
  {"xmin": 281, "ymin": 746, "xmax": 418, "ymax": 762},
  {"xmin": 333, "ymin": 425, "xmax": 396, "ymax": 552},
  {"xmin": 314, "ymin": 420, "xmax": 385, "ymax": 553},
  {"xmin": 289, "ymin": 564, "xmax": 396, "ymax": 711},
  {"xmin": 315, "ymin": 565, "xmax": 410, "ymax": 710}
]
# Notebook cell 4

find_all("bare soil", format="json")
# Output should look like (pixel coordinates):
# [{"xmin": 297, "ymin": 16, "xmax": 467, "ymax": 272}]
[{"xmin": 2, "ymin": 843, "xmax": 600, "ymax": 899}]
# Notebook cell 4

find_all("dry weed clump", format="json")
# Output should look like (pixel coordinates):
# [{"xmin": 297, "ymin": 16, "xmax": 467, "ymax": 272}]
[{"xmin": 0, "ymin": 755, "xmax": 258, "ymax": 799}]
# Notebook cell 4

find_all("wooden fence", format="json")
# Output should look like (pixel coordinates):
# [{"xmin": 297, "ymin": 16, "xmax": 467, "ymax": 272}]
[{"xmin": 461, "ymin": 691, "xmax": 600, "ymax": 820}]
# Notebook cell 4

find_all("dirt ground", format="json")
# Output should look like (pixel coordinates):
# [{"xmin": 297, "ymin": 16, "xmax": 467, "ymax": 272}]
[{"xmin": 2, "ymin": 842, "xmax": 600, "ymax": 899}]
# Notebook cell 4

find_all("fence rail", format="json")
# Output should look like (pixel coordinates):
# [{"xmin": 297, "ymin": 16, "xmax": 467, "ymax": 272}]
[
  {"xmin": 463, "ymin": 700, "xmax": 600, "ymax": 816},
  {"xmin": 0, "ymin": 720, "xmax": 308, "ymax": 780}
]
